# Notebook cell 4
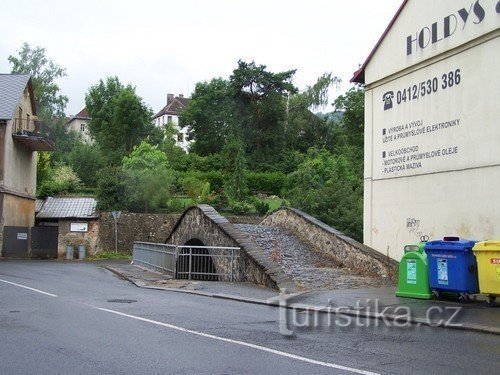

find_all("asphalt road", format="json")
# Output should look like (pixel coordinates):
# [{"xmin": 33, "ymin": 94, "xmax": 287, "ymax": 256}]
[{"xmin": 1, "ymin": 260, "xmax": 499, "ymax": 374}]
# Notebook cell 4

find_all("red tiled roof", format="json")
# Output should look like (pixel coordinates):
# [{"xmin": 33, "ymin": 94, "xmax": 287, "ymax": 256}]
[
  {"xmin": 153, "ymin": 95, "xmax": 190, "ymax": 119},
  {"xmin": 75, "ymin": 108, "xmax": 90, "ymax": 118},
  {"xmin": 66, "ymin": 108, "xmax": 91, "ymax": 124}
]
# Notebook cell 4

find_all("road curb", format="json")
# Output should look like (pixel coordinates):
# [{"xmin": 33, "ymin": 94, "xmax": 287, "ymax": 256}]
[{"xmin": 105, "ymin": 266, "xmax": 499, "ymax": 336}]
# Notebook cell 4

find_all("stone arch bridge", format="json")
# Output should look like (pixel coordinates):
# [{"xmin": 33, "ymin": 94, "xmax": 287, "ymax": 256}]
[{"xmin": 163, "ymin": 205, "xmax": 398, "ymax": 292}]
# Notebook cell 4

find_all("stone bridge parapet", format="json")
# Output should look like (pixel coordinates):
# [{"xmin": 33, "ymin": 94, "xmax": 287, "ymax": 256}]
[{"xmin": 261, "ymin": 207, "xmax": 398, "ymax": 278}]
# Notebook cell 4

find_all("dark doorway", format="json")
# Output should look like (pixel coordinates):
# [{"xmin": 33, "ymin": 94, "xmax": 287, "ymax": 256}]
[
  {"xmin": 2, "ymin": 226, "xmax": 30, "ymax": 258},
  {"xmin": 31, "ymin": 226, "xmax": 58, "ymax": 259},
  {"xmin": 176, "ymin": 239, "xmax": 218, "ymax": 281}
]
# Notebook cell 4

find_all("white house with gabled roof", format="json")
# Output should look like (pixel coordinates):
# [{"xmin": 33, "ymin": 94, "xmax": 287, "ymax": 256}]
[{"xmin": 153, "ymin": 93, "xmax": 192, "ymax": 152}]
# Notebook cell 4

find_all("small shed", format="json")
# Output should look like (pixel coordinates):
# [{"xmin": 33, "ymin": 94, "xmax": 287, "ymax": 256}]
[{"xmin": 36, "ymin": 197, "xmax": 99, "ymax": 258}]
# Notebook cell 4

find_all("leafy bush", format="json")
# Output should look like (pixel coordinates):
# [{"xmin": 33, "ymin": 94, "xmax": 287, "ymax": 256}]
[
  {"xmin": 177, "ymin": 171, "xmax": 224, "ymax": 192},
  {"xmin": 229, "ymin": 200, "xmax": 254, "ymax": 214},
  {"xmin": 254, "ymin": 200, "xmax": 270, "ymax": 215},
  {"xmin": 198, "ymin": 182, "xmax": 215, "ymax": 204},
  {"xmin": 38, "ymin": 164, "xmax": 82, "ymax": 197},
  {"xmin": 185, "ymin": 153, "xmax": 224, "ymax": 172},
  {"xmin": 246, "ymin": 172, "xmax": 286, "ymax": 196},
  {"xmin": 179, "ymin": 176, "xmax": 205, "ymax": 200}
]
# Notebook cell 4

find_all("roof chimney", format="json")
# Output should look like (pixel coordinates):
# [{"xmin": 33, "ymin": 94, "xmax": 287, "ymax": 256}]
[
  {"xmin": 179, "ymin": 94, "xmax": 184, "ymax": 99},
  {"xmin": 167, "ymin": 93, "xmax": 174, "ymax": 105}
]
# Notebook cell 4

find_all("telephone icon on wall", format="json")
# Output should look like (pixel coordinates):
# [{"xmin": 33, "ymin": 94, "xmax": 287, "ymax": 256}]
[{"xmin": 382, "ymin": 91, "xmax": 394, "ymax": 110}]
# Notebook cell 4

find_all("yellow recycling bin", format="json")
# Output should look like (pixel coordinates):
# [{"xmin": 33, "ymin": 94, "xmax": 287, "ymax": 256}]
[{"xmin": 472, "ymin": 240, "xmax": 500, "ymax": 305}]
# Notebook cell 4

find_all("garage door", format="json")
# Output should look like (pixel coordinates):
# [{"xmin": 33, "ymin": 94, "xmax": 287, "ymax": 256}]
[{"xmin": 2, "ymin": 226, "xmax": 29, "ymax": 258}]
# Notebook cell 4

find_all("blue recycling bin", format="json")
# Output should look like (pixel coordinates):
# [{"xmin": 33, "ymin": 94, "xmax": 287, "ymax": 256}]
[{"xmin": 424, "ymin": 237, "xmax": 479, "ymax": 301}]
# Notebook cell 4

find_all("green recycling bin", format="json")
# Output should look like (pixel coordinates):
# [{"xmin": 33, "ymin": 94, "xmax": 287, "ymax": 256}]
[{"xmin": 396, "ymin": 242, "xmax": 433, "ymax": 299}]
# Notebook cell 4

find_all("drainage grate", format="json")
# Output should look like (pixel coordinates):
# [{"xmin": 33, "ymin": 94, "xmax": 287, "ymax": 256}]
[{"xmin": 107, "ymin": 299, "xmax": 137, "ymax": 303}]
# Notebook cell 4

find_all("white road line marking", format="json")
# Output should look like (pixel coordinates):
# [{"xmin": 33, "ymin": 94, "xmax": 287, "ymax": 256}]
[
  {"xmin": 0, "ymin": 278, "xmax": 58, "ymax": 297},
  {"xmin": 98, "ymin": 307, "xmax": 379, "ymax": 375}
]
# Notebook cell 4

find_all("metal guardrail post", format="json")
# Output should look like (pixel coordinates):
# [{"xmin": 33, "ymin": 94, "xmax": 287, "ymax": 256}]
[
  {"xmin": 174, "ymin": 246, "xmax": 179, "ymax": 278},
  {"xmin": 188, "ymin": 247, "xmax": 192, "ymax": 280},
  {"xmin": 230, "ymin": 248, "xmax": 234, "ymax": 282}
]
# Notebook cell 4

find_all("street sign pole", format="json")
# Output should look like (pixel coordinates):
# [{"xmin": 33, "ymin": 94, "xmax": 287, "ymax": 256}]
[{"xmin": 111, "ymin": 211, "xmax": 121, "ymax": 253}]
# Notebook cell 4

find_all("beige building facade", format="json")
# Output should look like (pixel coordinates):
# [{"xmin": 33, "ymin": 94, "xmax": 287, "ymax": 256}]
[
  {"xmin": 0, "ymin": 74, "xmax": 55, "ymax": 254},
  {"xmin": 66, "ymin": 108, "xmax": 92, "ymax": 144},
  {"xmin": 353, "ymin": 0, "xmax": 500, "ymax": 260}
]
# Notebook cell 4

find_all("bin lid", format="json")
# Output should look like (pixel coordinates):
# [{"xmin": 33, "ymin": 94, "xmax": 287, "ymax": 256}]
[
  {"xmin": 472, "ymin": 240, "xmax": 500, "ymax": 252},
  {"xmin": 404, "ymin": 242, "xmax": 427, "ymax": 253},
  {"xmin": 424, "ymin": 237, "xmax": 476, "ymax": 252}
]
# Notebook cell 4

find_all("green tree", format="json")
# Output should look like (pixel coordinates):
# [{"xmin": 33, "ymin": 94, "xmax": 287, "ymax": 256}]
[
  {"xmin": 96, "ymin": 167, "xmax": 131, "ymax": 211},
  {"xmin": 37, "ymin": 152, "xmax": 52, "ymax": 188},
  {"xmin": 286, "ymin": 73, "xmax": 340, "ymax": 152},
  {"xmin": 223, "ymin": 139, "xmax": 248, "ymax": 202},
  {"xmin": 8, "ymin": 42, "xmax": 68, "ymax": 121},
  {"xmin": 67, "ymin": 142, "xmax": 104, "ymax": 187},
  {"xmin": 181, "ymin": 78, "xmax": 235, "ymax": 156},
  {"xmin": 330, "ymin": 87, "xmax": 365, "ymax": 152},
  {"xmin": 51, "ymin": 116, "xmax": 82, "ymax": 165},
  {"xmin": 230, "ymin": 60, "xmax": 297, "ymax": 156},
  {"xmin": 154, "ymin": 121, "xmax": 187, "ymax": 170},
  {"xmin": 122, "ymin": 141, "xmax": 174, "ymax": 213},
  {"xmin": 85, "ymin": 77, "xmax": 154, "ymax": 165},
  {"xmin": 285, "ymin": 148, "xmax": 363, "ymax": 241}
]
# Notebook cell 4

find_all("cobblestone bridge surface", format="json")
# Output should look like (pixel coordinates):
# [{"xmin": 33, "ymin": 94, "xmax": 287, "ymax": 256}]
[{"xmin": 235, "ymin": 224, "xmax": 394, "ymax": 291}]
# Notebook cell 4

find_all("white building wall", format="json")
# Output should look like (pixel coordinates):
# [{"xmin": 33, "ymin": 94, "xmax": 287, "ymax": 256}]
[
  {"xmin": 154, "ymin": 114, "xmax": 192, "ymax": 152},
  {"xmin": 67, "ymin": 118, "xmax": 92, "ymax": 144},
  {"xmin": 363, "ymin": 0, "xmax": 500, "ymax": 260}
]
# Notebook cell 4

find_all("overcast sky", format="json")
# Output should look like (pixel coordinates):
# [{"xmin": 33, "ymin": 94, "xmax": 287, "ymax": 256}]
[{"xmin": 0, "ymin": 0, "xmax": 402, "ymax": 116}]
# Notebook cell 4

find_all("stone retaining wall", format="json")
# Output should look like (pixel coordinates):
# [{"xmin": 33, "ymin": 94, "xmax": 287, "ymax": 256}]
[
  {"xmin": 98, "ymin": 211, "xmax": 263, "ymax": 254},
  {"xmin": 99, "ymin": 212, "xmax": 180, "ymax": 253},
  {"xmin": 261, "ymin": 207, "xmax": 398, "ymax": 278}
]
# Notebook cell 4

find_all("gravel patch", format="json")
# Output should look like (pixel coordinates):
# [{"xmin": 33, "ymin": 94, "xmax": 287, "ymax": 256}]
[{"xmin": 235, "ymin": 224, "xmax": 394, "ymax": 291}]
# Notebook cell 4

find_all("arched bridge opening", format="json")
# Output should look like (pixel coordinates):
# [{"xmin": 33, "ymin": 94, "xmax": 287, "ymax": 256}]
[{"xmin": 176, "ymin": 238, "xmax": 218, "ymax": 281}]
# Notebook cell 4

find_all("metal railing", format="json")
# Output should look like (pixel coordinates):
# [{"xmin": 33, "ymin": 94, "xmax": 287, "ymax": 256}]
[
  {"xmin": 132, "ymin": 242, "xmax": 241, "ymax": 282},
  {"xmin": 133, "ymin": 242, "xmax": 178, "ymax": 274},
  {"xmin": 12, "ymin": 118, "xmax": 56, "ymax": 145}
]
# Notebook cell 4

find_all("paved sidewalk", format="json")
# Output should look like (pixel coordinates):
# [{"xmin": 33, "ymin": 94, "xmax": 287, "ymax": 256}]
[{"xmin": 104, "ymin": 261, "xmax": 500, "ymax": 335}]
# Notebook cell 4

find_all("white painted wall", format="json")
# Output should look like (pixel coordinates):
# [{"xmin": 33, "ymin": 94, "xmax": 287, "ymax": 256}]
[
  {"xmin": 363, "ymin": 0, "xmax": 500, "ymax": 260},
  {"xmin": 66, "ymin": 118, "xmax": 92, "ymax": 144},
  {"xmin": 154, "ymin": 114, "xmax": 192, "ymax": 152}
]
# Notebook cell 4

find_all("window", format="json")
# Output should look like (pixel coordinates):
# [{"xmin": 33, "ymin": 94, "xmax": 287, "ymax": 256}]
[
  {"xmin": 177, "ymin": 133, "xmax": 184, "ymax": 142},
  {"xmin": 162, "ymin": 117, "xmax": 165, "ymax": 125},
  {"xmin": 167, "ymin": 116, "xmax": 173, "ymax": 123},
  {"xmin": 81, "ymin": 123, "xmax": 85, "ymax": 132}
]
